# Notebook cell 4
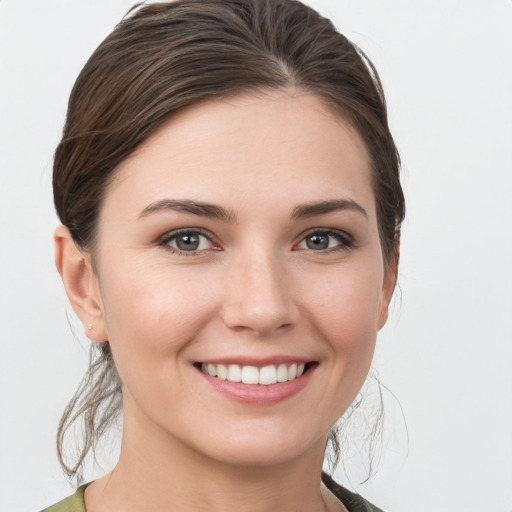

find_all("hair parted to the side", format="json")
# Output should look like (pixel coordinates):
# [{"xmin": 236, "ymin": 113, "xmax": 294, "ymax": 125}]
[{"xmin": 53, "ymin": 0, "xmax": 405, "ymax": 482}]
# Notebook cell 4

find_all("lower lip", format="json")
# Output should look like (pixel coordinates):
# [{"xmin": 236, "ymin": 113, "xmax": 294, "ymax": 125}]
[{"xmin": 197, "ymin": 366, "xmax": 315, "ymax": 405}]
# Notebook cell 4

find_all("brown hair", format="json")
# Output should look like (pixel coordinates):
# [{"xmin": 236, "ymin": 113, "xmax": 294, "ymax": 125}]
[{"xmin": 54, "ymin": 0, "xmax": 405, "ymax": 481}]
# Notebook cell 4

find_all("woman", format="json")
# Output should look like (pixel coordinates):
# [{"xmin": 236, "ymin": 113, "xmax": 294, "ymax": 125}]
[{"xmin": 42, "ymin": 0, "xmax": 404, "ymax": 510}]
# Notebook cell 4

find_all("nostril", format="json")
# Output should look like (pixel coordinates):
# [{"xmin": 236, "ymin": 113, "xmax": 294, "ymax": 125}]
[{"xmin": 222, "ymin": 304, "xmax": 299, "ymax": 335}]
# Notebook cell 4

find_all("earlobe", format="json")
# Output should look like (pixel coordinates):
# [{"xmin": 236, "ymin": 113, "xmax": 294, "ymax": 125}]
[{"xmin": 54, "ymin": 225, "xmax": 108, "ymax": 343}]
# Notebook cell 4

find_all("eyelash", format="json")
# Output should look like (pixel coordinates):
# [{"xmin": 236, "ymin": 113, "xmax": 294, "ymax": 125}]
[
  {"xmin": 296, "ymin": 229, "xmax": 354, "ymax": 253},
  {"xmin": 157, "ymin": 228, "xmax": 354, "ymax": 256},
  {"xmin": 157, "ymin": 228, "xmax": 218, "ymax": 256}
]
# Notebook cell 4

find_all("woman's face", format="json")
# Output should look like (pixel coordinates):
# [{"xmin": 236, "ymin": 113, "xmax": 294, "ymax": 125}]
[{"xmin": 88, "ymin": 89, "xmax": 395, "ymax": 467}]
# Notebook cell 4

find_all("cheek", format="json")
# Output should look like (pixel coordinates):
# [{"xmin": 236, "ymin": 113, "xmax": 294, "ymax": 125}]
[
  {"xmin": 97, "ymin": 260, "xmax": 217, "ymax": 375},
  {"xmin": 302, "ymin": 260, "xmax": 384, "ymax": 393},
  {"xmin": 306, "ymin": 262, "xmax": 384, "ymax": 342},
  {"xmin": 288, "ymin": 262, "xmax": 384, "ymax": 428}
]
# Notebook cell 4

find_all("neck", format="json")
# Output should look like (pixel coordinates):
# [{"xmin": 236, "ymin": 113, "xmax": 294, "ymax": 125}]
[{"xmin": 85, "ymin": 397, "xmax": 333, "ymax": 512}]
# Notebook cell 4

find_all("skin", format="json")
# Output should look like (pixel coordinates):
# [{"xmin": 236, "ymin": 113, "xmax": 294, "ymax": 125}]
[{"xmin": 55, "ymin": 88, "xmax": 396, "ymax": 512}]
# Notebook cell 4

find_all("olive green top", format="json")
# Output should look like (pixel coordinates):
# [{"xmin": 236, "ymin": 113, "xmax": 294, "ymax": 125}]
[
  {"xmin": 40, "ymin": 473, "xmax": 384, "ymax": 512},
  {"xmin": 40, "ymin": 484, "xmax": 87, "ymax": 512}
]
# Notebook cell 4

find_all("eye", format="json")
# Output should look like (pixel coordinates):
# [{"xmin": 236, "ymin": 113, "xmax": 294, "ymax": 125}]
[
  {"xmin": 160, "ymin": 229, "xmax": 216, "ymax": 254},
  {"xmin": 296, "ymin": 230, "xmax": 353, "ymax": 252}
]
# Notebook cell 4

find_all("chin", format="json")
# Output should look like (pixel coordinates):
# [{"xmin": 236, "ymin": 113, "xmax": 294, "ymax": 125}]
[{"xmin": 186, "ymin": 422, "xmax": 327, "ymax": 469}]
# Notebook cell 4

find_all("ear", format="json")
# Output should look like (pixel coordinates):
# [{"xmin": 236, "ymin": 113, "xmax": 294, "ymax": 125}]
[
  {"xmin": 54, "ymin": 225, "xmax": 108, "ymax": 342},
  {"xmin": 378, "ymin": 237, "xmax": 400, "ymax": 330}
]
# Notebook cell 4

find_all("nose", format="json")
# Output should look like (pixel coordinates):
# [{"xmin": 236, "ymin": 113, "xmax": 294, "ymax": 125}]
[{"xmin": 221, "ymin": 250, "xmax": 299, "ymax": 336}]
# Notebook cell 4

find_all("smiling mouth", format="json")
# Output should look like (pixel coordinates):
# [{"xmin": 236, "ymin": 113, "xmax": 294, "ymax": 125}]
[{"xmin": 195, "ymin": 362, "xmax": 317, "ymax": 385}]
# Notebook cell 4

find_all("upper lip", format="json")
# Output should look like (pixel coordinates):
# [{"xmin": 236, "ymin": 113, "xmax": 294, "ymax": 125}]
[{"xmin": 196, "ymin": 356, "xmax": 314, "ymax": 367}]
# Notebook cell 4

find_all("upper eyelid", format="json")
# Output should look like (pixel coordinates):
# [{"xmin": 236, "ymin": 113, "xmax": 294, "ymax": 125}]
[
  {"xmin": 157, "ymin": 227, "xmax": 216, "ymax": 243},
  {"xmin": 297, "ymin": 227, "xmax": 353, "ymax": 242}
]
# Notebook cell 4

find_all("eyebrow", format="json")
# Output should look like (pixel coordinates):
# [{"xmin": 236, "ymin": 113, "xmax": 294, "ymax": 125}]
[
  {"xmin": 139, "ymin": 199, "xmax": 236, "ymax": 221},
  {"xmin": 291, "ymin": 199, "xmax": 368, "ymax": 219},
  {"xmin": 139, "ymin": 198, "xmax": 367, "ymax": 222}
]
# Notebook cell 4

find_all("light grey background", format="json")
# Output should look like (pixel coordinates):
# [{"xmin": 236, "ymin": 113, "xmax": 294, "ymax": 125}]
[{"xmin": 1, "ymin": 1, "xmax": 511, "ymax": 511}]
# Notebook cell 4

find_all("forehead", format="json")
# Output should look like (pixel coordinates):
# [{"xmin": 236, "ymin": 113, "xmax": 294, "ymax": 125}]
[{"xmin": 103, "ymin": 89, "xmax": 375, "ymax": 221}]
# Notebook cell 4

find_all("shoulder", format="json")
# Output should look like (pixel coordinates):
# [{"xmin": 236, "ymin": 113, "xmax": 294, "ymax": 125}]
[
  {"xmin": 322, "ymin": 472, "xmax": 386, "ymax": 512},
  {"xmin": 39, "ymin": 484, "xmax": 88, "ymax": 512}
]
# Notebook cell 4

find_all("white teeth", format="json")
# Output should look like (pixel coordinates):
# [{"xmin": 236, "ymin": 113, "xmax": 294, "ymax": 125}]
[
  {"xmin": 216, "ymin": 364, "xmax": 227, "ymax": 380},
  {"xmin": 200, "ymin": 362, "xmax": 309, "ymax": 385},
  {"xmin": 288, "ymin": 363, "xmax": 297, "ymax": 380},
  {"xmin": 241, "ymin": 366, "xmax": 259, "ymax": 384},
  {"xmin": 227, "ymin": 364, "xmax": 242, "ymax": 382},
  {"xmin": 276, "ymin": 364, "xmax": 288, "ymax": 382},
  {"xmin": 259, "ymin": 365, "xmax": 277, "ymax": 385}
]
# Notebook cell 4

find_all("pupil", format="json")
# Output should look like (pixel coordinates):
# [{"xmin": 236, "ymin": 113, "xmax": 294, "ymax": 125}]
[
  {"xmin": 177, "ymin": 233, "xmax": 199, "ymax": 251},
  {"xmin": 307, "ymin": 233, "xmax": 329, "ymax": 250}
]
